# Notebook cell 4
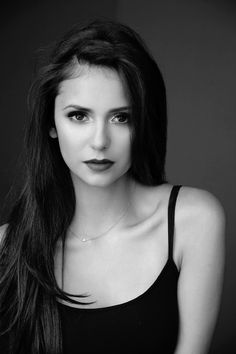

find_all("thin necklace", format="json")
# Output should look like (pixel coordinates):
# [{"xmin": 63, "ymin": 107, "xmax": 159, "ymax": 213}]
[{"xmin": 68, "ymin": 186, "xmax": 135, "ymax": 243}]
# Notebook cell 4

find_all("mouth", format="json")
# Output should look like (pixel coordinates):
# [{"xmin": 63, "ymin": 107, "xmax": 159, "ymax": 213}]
[
  {"xmin": 83, "ymin": 159, "xmax": 114, "ymax": 172},
  {"xmin": 83, "ymin": 159, "xmax": 114, "ymax": 164}
]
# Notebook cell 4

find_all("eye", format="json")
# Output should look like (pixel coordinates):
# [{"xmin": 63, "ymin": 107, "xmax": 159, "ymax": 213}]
[
  {"xmin": 111, "ymin": 112, "xmax": 130, "ymax": 124},
  {"xmin": 67, "ymin": 111, "xmax": 88, "ymax": 122}
]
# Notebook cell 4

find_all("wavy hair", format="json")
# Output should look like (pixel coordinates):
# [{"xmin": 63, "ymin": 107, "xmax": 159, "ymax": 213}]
[{"xmin": 0, "ymin": 19, "xmax": 168, "ymax": 353}]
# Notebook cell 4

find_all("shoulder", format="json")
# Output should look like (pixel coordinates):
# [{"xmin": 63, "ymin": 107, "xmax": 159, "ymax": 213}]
[
  {"xmin": 0, "ymin": 223, "xmax": 9, "ymax": 245},
  {"xmin": 136, "ymin": 182, "xmax": 226, "ymax": 230},
  {"xmin": 140, "ymin": 182, "xmax": 225, "ymax": 220},
  {"xmin": 178, "ymin": 185, "xmax": 225, "ymax": 214},
  {"xmin": 177, "ymin": 185, "xmax": 226, "ymax": 231},
  {"xmin": 175, "ymin": 185, "xmax": 226, "ymax": 266}
]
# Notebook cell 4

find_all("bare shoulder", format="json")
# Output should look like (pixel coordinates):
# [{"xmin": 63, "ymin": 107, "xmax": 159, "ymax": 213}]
[
  {"xmin": 0, "ymin": 223, "xmax": 9, "ymax": 244},
  {"xmin": 176, "ymin": 185, "xmax": 226, "ymax": 265},
  {"xmin": 178, "ymin": 185, "xmax": 225, "ymax": 215},
  {"xmin": 137, "ymin": 182, "xmax": 226, "ymax": 237},
  {"xmin": 177, "ymin": 185, "xmax": 226, "ymax": 229}
]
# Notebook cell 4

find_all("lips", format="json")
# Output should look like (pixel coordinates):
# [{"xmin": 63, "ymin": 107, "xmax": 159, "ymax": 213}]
[
  {"xmin": 84, "ymin": 159, "xmax": 114, "ymax": 164},
  {"xmin": 84, "ymin": 160, "xmax": 114, "ymax": 172}
]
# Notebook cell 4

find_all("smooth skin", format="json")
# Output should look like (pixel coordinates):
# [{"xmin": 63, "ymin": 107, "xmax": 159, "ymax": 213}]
[{"xmin": 0, "ymin": 63, "xmax": 226, "ymax": 354}]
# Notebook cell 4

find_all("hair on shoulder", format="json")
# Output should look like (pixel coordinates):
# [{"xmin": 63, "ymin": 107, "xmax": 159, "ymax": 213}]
[{"xmin": 0, "ymin": 19, "xmax": 168, "ymax": 354}]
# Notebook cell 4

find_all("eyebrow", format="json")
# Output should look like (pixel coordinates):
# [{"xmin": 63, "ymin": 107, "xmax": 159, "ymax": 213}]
[{"xmin": 63, "ymin": 104, "xmax": 131, "ymax": 113}]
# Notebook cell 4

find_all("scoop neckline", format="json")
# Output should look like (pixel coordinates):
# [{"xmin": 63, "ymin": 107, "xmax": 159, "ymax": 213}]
[{"xmin": 57, "ymin": 258, "xmax": 178, "ymax": 313}]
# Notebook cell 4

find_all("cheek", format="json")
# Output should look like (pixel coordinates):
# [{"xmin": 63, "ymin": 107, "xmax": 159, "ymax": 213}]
[
  {"xmin": 119, "ymin": 130, "xmax": 131, "ymax": 152},
  {"xmin": 56, "ymin": 129, "xmax": 84, "ymax": 163},
  {"xmin": 115, "ymin": 131, "xmax": 132, "ymax": 163}
]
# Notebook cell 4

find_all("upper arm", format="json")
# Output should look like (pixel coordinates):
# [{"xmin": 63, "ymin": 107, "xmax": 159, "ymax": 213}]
[{"xmin": 175, "ymin": 187, "xmax": 226, "ymax": 354}]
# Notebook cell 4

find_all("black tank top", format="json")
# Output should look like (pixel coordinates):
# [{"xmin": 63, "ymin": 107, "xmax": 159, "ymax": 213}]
[{"xmin": 58, "ymin": 185, "xmax": 182, "ymax": 354}]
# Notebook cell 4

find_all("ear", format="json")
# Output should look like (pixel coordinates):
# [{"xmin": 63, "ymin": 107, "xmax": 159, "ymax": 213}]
[{"xmin": 49, "ymin": 127, "xmax": 58, "ymax": 138}]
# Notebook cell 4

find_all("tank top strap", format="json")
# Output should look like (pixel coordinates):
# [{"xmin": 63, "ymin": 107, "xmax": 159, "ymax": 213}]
[{"xmin": 168, "ymin": 185, "xmax": 182, "ymax": 261}]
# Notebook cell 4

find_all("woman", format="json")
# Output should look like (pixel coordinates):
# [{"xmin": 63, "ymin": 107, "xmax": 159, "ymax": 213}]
[{"xmin": 0, "ymin": 19, "xmax": 225, "ymax": 354}]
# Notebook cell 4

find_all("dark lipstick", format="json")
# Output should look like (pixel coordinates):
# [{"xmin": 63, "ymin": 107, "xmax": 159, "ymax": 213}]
[{"xmin": 84, "ymin": 159, "xmax": 114, "ymax": 164}]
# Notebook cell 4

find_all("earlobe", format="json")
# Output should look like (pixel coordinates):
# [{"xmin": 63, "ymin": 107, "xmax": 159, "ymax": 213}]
[{"xmin": 49, "ymin": 127, "xmax": 58, "ymax": 138}]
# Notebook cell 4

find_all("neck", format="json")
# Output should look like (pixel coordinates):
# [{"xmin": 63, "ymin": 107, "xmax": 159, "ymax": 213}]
[{"xmin": 69, "ymin": 174, "xmax": 136, "ymax": 237}]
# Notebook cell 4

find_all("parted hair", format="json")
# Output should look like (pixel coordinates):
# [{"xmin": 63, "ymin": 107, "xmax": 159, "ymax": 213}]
[{"xmin": 0, "ymin": 19, "xmax": 168, "ymax": 353}]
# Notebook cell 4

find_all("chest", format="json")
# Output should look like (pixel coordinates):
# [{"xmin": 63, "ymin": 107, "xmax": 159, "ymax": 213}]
[{"xmin": 54, "ymin": 219, "xmax": 169, "ymax": 308}]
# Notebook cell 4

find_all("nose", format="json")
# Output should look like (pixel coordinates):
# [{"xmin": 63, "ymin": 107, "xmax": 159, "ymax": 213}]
[{"xmin": 90, "ymin": 121, "xmax": 111, "ymax": 151}]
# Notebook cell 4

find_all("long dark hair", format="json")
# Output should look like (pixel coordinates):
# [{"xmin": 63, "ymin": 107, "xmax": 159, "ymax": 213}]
[{"xmin": 0, "ymin": 19, "xmax": 168, "ymax": 353}]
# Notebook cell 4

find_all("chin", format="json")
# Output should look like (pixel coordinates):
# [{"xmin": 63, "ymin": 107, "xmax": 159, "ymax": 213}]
[{"xmin": 70, "ymin": 169, "xmax": 130, "ymax": 188}]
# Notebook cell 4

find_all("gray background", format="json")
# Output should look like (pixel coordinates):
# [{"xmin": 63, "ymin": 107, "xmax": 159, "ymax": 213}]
[{"xmin": 0, "ymin": 1, "xmax": 235, "ymax": 352}]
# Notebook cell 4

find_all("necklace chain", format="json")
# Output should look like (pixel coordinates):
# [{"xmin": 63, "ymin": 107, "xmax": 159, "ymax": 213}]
[{"xmin": 68, "ymin": 192, "xmax": 134, "ymax": 243}]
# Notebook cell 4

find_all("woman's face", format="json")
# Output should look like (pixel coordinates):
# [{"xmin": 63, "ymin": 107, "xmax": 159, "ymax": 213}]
[{"xmin": 51, "ymin": 63, "xmax": 132, "ymax": 188}]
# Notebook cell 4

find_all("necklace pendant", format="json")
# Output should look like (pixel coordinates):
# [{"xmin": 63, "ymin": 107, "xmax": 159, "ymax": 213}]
[{"xmin": 81, "ymin": 237, "xmax": 87, "ymax": 242}]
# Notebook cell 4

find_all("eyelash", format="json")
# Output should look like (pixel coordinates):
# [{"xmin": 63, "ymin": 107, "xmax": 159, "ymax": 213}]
[{"xmin": 67, "ymin": 111, "xmax": 130, "ymax": 124}]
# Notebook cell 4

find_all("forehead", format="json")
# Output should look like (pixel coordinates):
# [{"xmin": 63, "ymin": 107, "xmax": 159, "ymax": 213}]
[{"xmin": 56, "ymin": 63, "xmax": 130, "ymax": 108}]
